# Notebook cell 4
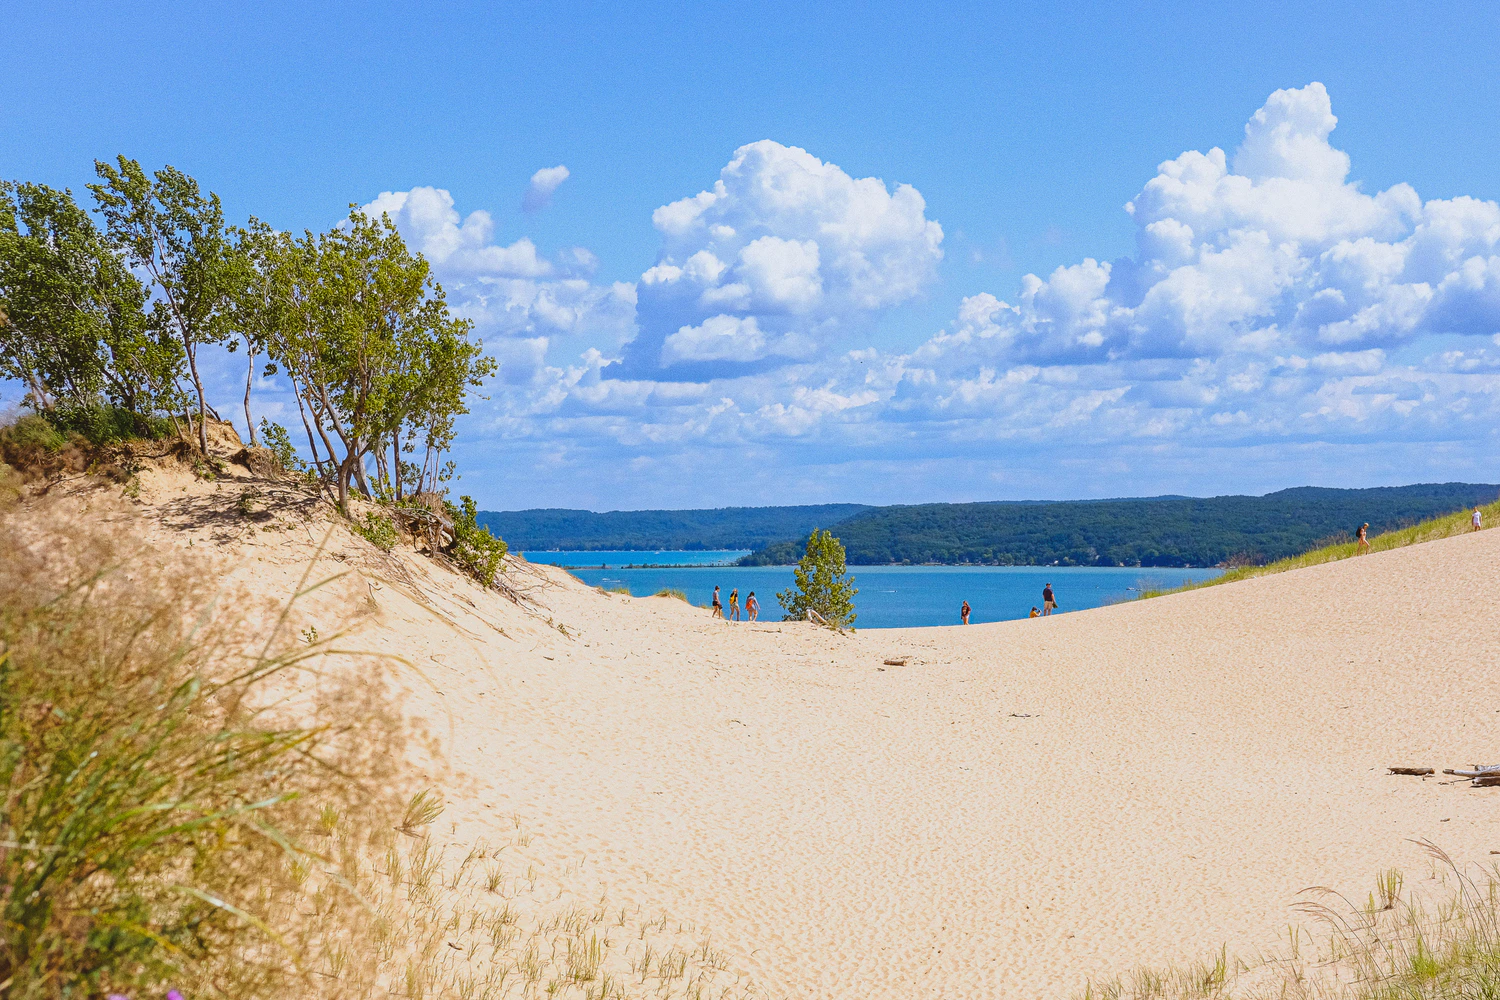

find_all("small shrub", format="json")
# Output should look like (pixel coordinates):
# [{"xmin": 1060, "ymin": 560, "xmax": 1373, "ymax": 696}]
[
  {"xmin": 6, "ymin": 413, "xmax": 67, "ymax": 452},
  {"xmin": 446, "ymin": 494, "xmax": 507, "ymax": 588},
  {"xmin": 777, "ymin": 528, "xmax": 858, "ymax": 630},
  {"xmin": 258, "ymin": 418, "xmax": 306, "ymax": 473},
  {"xmin": 354, "ymin": 510, "xmax": 400, "ymax": 552},
  {"xmin": 653, "ymin": 588, "xmax": 689, "ymax": 602}
]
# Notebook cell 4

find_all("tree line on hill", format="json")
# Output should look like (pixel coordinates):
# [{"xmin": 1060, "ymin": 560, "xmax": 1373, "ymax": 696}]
[
  {"xmin": 477, "ymin": 503, "xmax": 872, "ymax": 551},
  {"xmin": 0, "ymin": 159, "xmax": 493, "ymax": 512},
  {"xmin": 736, "ymin": 484, "xmax": 1500, "ymax": 567}
]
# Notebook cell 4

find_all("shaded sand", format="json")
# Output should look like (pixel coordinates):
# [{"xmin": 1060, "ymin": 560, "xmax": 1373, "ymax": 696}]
[{"xmin": 51, "ymin": 470, "xmax": 1500, "ymax": 997}]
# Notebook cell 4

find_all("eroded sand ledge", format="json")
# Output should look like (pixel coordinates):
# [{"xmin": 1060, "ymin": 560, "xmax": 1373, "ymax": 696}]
[{"xmin": 50, "ymin": 470, "xmax": 1500, "ymax": 997}]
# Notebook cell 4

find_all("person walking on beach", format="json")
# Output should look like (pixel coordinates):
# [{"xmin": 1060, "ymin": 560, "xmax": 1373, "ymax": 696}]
[
  {"xmin": 1355, "ymin": 523, "xmax": 1371, "ymax": 555},
  {"xmin": 1042, "ymin": 583, "xmax": 1057, "ymax": 616},
  {"xmin": 960, "ymin": 600, "xmax": 971, "ymax": 625},
  {"xmin": 728, "ymin": 588, "xmax": 740, "ymax": 621},
  {"xmin": 746, "ymin": 591, "xmax": 759, "ymax": 621},
  {"xmin": 1474, "ymin": 507, "xmax": 1484, "ymax": 532},
  {"xmin": 711, "ymin": 585, "xmax": 723, "ymax": 618}
]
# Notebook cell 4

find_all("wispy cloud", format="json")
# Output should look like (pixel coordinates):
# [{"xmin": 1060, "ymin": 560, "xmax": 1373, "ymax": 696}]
[{"xmin": 521, "ymin": 165, "xmax": 570, "ymax": 213}]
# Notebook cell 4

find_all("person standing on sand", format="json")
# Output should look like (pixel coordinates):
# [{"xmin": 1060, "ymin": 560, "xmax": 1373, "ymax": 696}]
[
  {"xmin": 746, "ymin": 591, "xmax": 759, "ymax": 621},
  {"xmin": 729, "ymin": 588, "xmax": 740, "ymax": 621},
  {"xmin": 1042, "ymin": 583, "xmax": 1057, "ymax": 616},
  {"xmin": 1474, "ymin": 507, "xmax": 1483, "ymax": 532},
  {"xmin": 1356, "ymin": 523, "xmax": 1371, "ymax": 555},
  {"xmin": 960, "ymin": 600, "xmax": 971, "ymax": 625},
  {"xmin": 711, "ymin": 585, "xmax": 723, "ymax": 618}
]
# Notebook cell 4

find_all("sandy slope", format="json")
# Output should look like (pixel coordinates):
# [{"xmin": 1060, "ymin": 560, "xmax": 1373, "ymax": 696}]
[{"xmin": 56, "ymin": 468, "xmax": 1500, "ymax": 997}]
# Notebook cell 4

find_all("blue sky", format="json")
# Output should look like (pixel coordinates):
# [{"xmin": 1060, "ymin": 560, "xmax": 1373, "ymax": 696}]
[{"xmin": 5, "ymin": 2, "xmax": 1500, "ymax": 509}]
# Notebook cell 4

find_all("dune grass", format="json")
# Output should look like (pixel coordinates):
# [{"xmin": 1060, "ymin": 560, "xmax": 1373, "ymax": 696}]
[
  {"xmin": 0, "ymin": 487, "xmax": 765, "ymax": 998},
  {"xmin": 652, "ymin": 588, "xmax": 689, "ymax": 602},
  {"xmin": 1085, "ymin": 844, "xmax": 1500, "ymax": 1000},
  {"xmin": 1139, "ymin": 499, "xmax": 1500, "ymax": 600},
  {"xmin": 0, "ymin": 497, "xmax": 409, "ymax": 998}
]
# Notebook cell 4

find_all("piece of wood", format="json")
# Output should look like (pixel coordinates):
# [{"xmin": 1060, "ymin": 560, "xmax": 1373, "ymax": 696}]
[
  {"xmin": 1474, "ymin": 775, "xmax": 1500, "ymax": 787},
  {"xmin": 1388, "ymin": 767, "xmax": 1435, "ymax": 776},
  {"xmin": 1446, "ymin": 765, "xmax": 1500, "ymax": 778},
  {"xmin": 883, "ymin": 657, "xmax": 909, "ymax": 666}
]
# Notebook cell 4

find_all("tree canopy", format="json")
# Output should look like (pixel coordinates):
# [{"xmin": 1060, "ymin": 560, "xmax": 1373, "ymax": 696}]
[
  {"xmin": 776, "ymin": 528, "xmax": 857, "ymax": 630},
  {"xmin": 1, "ymin": 158, "xmax": 495, "ymax": 520}
]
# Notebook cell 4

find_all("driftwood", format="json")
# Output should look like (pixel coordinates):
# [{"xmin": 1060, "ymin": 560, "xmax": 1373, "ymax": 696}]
[
  {"xmin": 1388, "ymin": 767, "xmax": 1435, "ymax": 776},
  {"xmin": 1442, "ymin": 765, "xmax": 1500, "ymax": 787},
  {"xmin": 883, "ymin": 657, "xmax": 909, "ymax": 667},
  {"xmin": 806, "ymin": 608, "xmax": 831, "ymax": 627}
]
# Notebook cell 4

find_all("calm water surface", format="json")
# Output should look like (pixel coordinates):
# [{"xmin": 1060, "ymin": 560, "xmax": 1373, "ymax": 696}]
[{"xmin": 526, "ymin": 552, "xmax": 1222, "ymax": 628}]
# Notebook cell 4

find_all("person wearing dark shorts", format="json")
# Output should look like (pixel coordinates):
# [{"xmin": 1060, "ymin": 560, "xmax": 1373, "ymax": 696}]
[
  {"xmin": 711, "ymin": 585, "xmax": 723, "ymax": 618},
  {"xmin": 1042, "ymin": 583, "xmax": 1057, "ymax": 616}
]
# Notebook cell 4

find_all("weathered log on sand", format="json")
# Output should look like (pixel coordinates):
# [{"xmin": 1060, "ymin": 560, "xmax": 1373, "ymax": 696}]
[{"xmin": 1388, "ymin": 767, "xmax": 1435, "ymax": 776}]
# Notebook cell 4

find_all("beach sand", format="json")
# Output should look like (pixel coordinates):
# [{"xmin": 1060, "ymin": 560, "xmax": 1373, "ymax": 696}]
[{"xmin": 43, "ymin": 469, "xmax": 1500, "ymax": 997}]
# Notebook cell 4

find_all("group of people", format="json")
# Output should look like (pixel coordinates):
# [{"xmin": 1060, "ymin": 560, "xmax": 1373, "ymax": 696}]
[
  {"xmin": 711, "ymin": 585, "xmax": 759, "ymax": 621},
  {"xmin": 959, "ymin": 582, "xmax": 1059, "ymax": 625}
]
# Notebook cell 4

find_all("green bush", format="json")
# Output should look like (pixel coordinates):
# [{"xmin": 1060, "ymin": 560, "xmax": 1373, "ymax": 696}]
[
  {"xmin": 258, "ymin": 418, "xmax": 306, "ymax": 473},
  {"xmin": 653, "ymin": 587, "xmax": 689, "ymax": 601},
  {"xmin": 354, "ymin": 509, "xmax": 400, "ymax": 552},
  {"xmin": 46, "ymin": 403, "xmax": 173, "ymax": 445},
  {"xmin": 4, "ymin": 414, "xmax": 67, "ymax": 452},
  {"xmin": 777, "ymin": 528, "xmax": 857, "ymax": 630},
  {"xmin": 447, "ymin": 494, "xmax": 508, "ymax": 588}
]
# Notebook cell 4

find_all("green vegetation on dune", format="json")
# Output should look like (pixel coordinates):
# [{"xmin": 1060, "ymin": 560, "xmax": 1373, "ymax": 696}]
[
  {"xmin": 1136, "ymin": 498, "xmax": 1500, "ymax": 600},
  {"xmin": 738, "ymin": 484, "xmax": 1499, "ymax": 567},
  {"xmin": 478, "ymin": 503, "xmax": 871, "ymax": 552}
]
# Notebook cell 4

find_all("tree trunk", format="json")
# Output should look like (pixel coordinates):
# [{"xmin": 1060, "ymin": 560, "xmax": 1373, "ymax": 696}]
[
  {"xmin": 184, "ymin": 342, "xmax": 209, "ymax": 453},
  {"xmin": 393, "ymin": 437, "xmax": 405, "ymax": 500},
  {"xmin": 243, "ymin": 340, "xmax": 257, "ymax": 446}
]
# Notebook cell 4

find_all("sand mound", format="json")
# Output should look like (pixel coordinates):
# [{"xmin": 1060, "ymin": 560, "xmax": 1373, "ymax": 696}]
[{"xmin": 26, "ymin": 469, "xmax": 1500, "ymax": 998}]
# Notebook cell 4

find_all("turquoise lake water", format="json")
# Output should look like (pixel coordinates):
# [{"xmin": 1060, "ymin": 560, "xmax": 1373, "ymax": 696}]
[{"xmin": 523, "ymin": 551, "xmax": 1222, "ymax": 629}]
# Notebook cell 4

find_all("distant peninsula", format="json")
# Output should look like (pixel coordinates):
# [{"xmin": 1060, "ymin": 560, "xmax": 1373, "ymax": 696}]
[{"xmin": 485, "ymin": 483, "xmax": 1499, "ymax": 568}]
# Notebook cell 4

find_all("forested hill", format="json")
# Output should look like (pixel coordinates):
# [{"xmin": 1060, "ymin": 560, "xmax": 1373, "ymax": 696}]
[
  {"xmin": 478, "ymin": 504, "xmax": 872, "ymax": 552},
  {"xmin": 738, "ymin": 484, "xmax": 1500, "ymax": 567}
]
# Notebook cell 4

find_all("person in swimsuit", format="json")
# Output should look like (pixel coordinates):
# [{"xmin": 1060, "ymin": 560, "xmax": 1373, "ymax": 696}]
[
  {"xmin": 711, "ymin": 585, "xmax": 723, "ymax": 618},
  {"xmin": 960, "ymin": 600, "xmax": 971, "ymax": 625},
  {"xmin": 746, "ymin": 591, "xmax": 759, "ymax": 621},
  {"xmin": 729, "ymin": 588, "xmax": 740, "ymax": 621},
  {"xmin": 1042, "ymin": 583, "xmax": 1056, "ymax": 616},
  {"xmin": 1474, "ymin": 507, "xmax": 1483, "ymax": 532},
  {"xmin": 1356, "ymin": 523, "xmax": 1371, "ymax": 554}
]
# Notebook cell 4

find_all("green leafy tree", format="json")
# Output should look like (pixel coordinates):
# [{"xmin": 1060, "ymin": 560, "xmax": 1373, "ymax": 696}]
[
  {"xmin": 777, "ymin": 528, "xmax": 857, "ymax": 629},
  {"xmin": 0, "ymin": 181, "xmax": 175, "ymax": 421},
  {"xmin": 90, "ymin": 157, "xmax": 233, "ymax": 453},
  {"xmin": 264, "ymin": 208, "xmax": 492, "ymax": 512}
]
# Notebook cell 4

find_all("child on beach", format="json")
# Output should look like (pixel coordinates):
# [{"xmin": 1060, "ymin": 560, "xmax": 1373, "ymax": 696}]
[
  {"xmin": 1356, "ymin": 523, "xmax": 1370, "ymax": 554},
  {"xmin": 1029, "ymin": 606, "xmax": 1041, "ymax": 618},
  {"xmin": 729, "ymin": 588, "xmax": 740, "ymax": 621},
  {"xmin": 960, "ymin": 600, "xmax": 970, "ymax": 625},
  {"xmin": 1474, "ymin": 508, "xmax": 1483, "ymax": 532},
  {"xmin": 746, "ymin": 591, "xmax": 759, "ymax": 621},
  {"xmin": 711, "ymin": 585, "xmax": 723, "ymax": 618}
]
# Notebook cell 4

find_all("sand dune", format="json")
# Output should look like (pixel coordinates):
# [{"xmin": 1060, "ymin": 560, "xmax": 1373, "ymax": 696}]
[{"xmin": 70, "ymin": 470, "xmax": 1500, "ymax": 997}]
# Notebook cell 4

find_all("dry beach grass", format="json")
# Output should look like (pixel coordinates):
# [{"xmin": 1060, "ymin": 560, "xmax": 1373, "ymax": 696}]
[{"xmin": 5, "ymin": 454, "xmax": 1500, "ymax": 997}]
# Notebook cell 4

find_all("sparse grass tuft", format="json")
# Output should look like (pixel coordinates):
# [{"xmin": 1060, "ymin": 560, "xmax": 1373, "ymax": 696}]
[
  {"xmin": 653, "ymin": 588, "xmax": 689, "ymax": 602},
  {"xmin": 1083, "ymin": 844, "xmax": 1500, "ymax": 1000}
]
